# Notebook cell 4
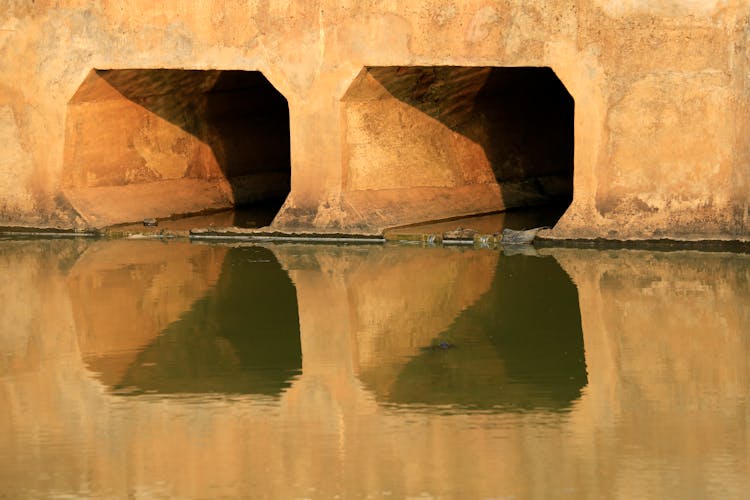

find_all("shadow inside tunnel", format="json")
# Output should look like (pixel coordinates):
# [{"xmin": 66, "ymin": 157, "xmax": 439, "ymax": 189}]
[
  {"xmin": 66, "ymin": 69, "xmax": 291, "ymax": 220},
  {"xmin": 345, "ymin": 66, "xmax": 574, "ymax": 225}
]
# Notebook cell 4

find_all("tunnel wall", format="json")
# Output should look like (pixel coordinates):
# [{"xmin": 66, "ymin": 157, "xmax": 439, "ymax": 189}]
[
  {"xmin": 0, "ymin": 1, "xmax": 749, "ymax": 239},
  {"xmin": 62, "ymin": 69, "xmax": 290, "ymax": 227},
  {"xmin": 340, "ymin": 66, "xmax": 574, "ymax": 228}
]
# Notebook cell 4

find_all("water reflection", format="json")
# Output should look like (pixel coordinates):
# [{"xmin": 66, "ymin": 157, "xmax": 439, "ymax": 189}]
[
  {"xmin": 68, "ymin": 240, "xmax": 227, "ymax": 387},
  {"xmin": 0, "ymin": 239, "xmax": 90, "ymax": 376},
  {"xmin": 73, "ymin": 244, "xmax": 301, "ymax": 396},
  {"xmin": 0, "ymin": 240, "xmax": 749, "ymax": 498},
  {"xmin": 272, "ymin": 243, "xmax": 507, "ymax": 407},
  {"xmin": 551, "ymin": 249, "xmax": 750, "ymax": 499},
  {"xmin": 374, "ymin": 253, "xmax": 587, "ymax": 411}
]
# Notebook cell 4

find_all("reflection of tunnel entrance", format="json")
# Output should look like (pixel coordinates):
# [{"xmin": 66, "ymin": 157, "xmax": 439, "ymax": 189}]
[
  {"xmin": 359, "ymin": 253, "xmax": 587, "ymax": 412},
  {"xmin": 343, "ymin": 66, "xmax": 574, "ymax": 226},
  {"xmin": 90, "ymin": 247, "xmax": 302, "ymax": 396},
  {"xmin": 63, "ymin": 69, "xmax": 291, "ymax": 227}
]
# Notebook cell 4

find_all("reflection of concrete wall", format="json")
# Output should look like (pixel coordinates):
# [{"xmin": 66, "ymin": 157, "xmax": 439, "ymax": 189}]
[
  {"xmin": 68, "ymin": 240, "xmax": 227, "ymax": 385},
  {"xmin": 1, "ymin": 2, "xmax": 749, "ymax": 239},
  {"xmin": 270, "ymin": 244, "xmax": 498, "ymax": 377},
  {"xmin": 2, "ymin": 242, "xmax": 750, "ymax": 498},
  {"xmin": 551, "ymin": 248, "xmax": 750, "ymax": 498},
  {"xmin": 0, "ymin": 240, "xmax": 89, "ymax": 375},
  {"xmin": 0, "ymin": 240, "xmax": 94, "ymax": 493}
]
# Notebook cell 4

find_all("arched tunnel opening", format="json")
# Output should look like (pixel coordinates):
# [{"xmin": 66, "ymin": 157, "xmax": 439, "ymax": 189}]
[
  {"xmin": 343, "ymin": 66, "xmax": 574, "ymax": 229},
  {"xmin": 63, "ymin": 69, "xmax": 291, "ymax": 228}
]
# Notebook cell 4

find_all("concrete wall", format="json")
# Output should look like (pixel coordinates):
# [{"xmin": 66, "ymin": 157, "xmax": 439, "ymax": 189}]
[{"xmin": 1, "ymin": 1, "xmax": 749, "ymax": 240}]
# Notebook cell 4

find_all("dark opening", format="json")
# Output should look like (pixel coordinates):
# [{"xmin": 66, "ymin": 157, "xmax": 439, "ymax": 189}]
[
  {"xmin": 365, "ymin": 66, "xmax": 575, "ymax": 226},
  {"xmin": 477, "ymin": 67, "xmax": 574, "ymax": 207},
  {"xmin": 204, "ymin": 71, "xmax": 292, "ymax": 226},
  {"xmin": 65, "ymin": 69, "xmax": 291, "ymax": 226}
]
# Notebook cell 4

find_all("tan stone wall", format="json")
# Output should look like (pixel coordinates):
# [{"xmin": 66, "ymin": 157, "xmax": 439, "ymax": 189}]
[{"xmin": 0, "ymin": 1, "xmax": 748, "ymax": 239}]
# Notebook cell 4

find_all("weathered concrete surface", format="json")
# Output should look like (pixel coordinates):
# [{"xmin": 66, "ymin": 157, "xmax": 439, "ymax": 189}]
[{"xmin": 1, "ymin": 1, "xmax": 750, "ymax": 240}]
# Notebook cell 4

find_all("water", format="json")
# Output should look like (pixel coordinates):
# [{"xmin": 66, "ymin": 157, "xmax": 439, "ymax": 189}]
[{"xmin": 1, "ymin": 239, "xmax": 748, "ymax": 499}]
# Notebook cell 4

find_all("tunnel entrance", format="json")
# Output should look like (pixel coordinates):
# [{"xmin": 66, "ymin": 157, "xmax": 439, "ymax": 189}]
[
  {"xmin": 342, "ymin": 66, "xmax": 574, "ymax": 228},
  {"xmin": 63, "ymin": 69, "xmax": 291, "ymax": 228}
]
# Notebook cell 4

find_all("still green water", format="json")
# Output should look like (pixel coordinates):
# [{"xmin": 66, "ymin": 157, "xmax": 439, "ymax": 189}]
[{"xmin": 0, "ymin": 239, "xmax": 748, "ymax": 498}]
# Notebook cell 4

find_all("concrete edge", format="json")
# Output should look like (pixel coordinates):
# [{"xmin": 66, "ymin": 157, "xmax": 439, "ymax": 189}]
[
  {"xmin": 0, "ymin": 227, "xmax": 99, "ymax": 239},
  {"xmin": 190, "ymin": 231, "xmax": 385, "ymax": 244},
  {"xmin": 2, "ymin": 225, "xmax": 750, "ymax": 254},
  {"xmin": 535, "ymin": 236, "xmax": 750, "ymax": 253}
]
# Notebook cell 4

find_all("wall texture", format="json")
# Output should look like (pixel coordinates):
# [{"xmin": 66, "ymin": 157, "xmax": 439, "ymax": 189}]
[{"xmin": 1, "ymin": 0, "xmax": 749, "ymax": 240}]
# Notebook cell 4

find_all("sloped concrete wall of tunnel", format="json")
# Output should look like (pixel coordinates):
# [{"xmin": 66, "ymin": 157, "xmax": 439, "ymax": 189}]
[
  {"xmin": 337, "ymin": 66, "xmax": 574, "ymax": 230},
  {"xmin": 63, "ymin": 69, "xmax": 291, "ymax": 228}
]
